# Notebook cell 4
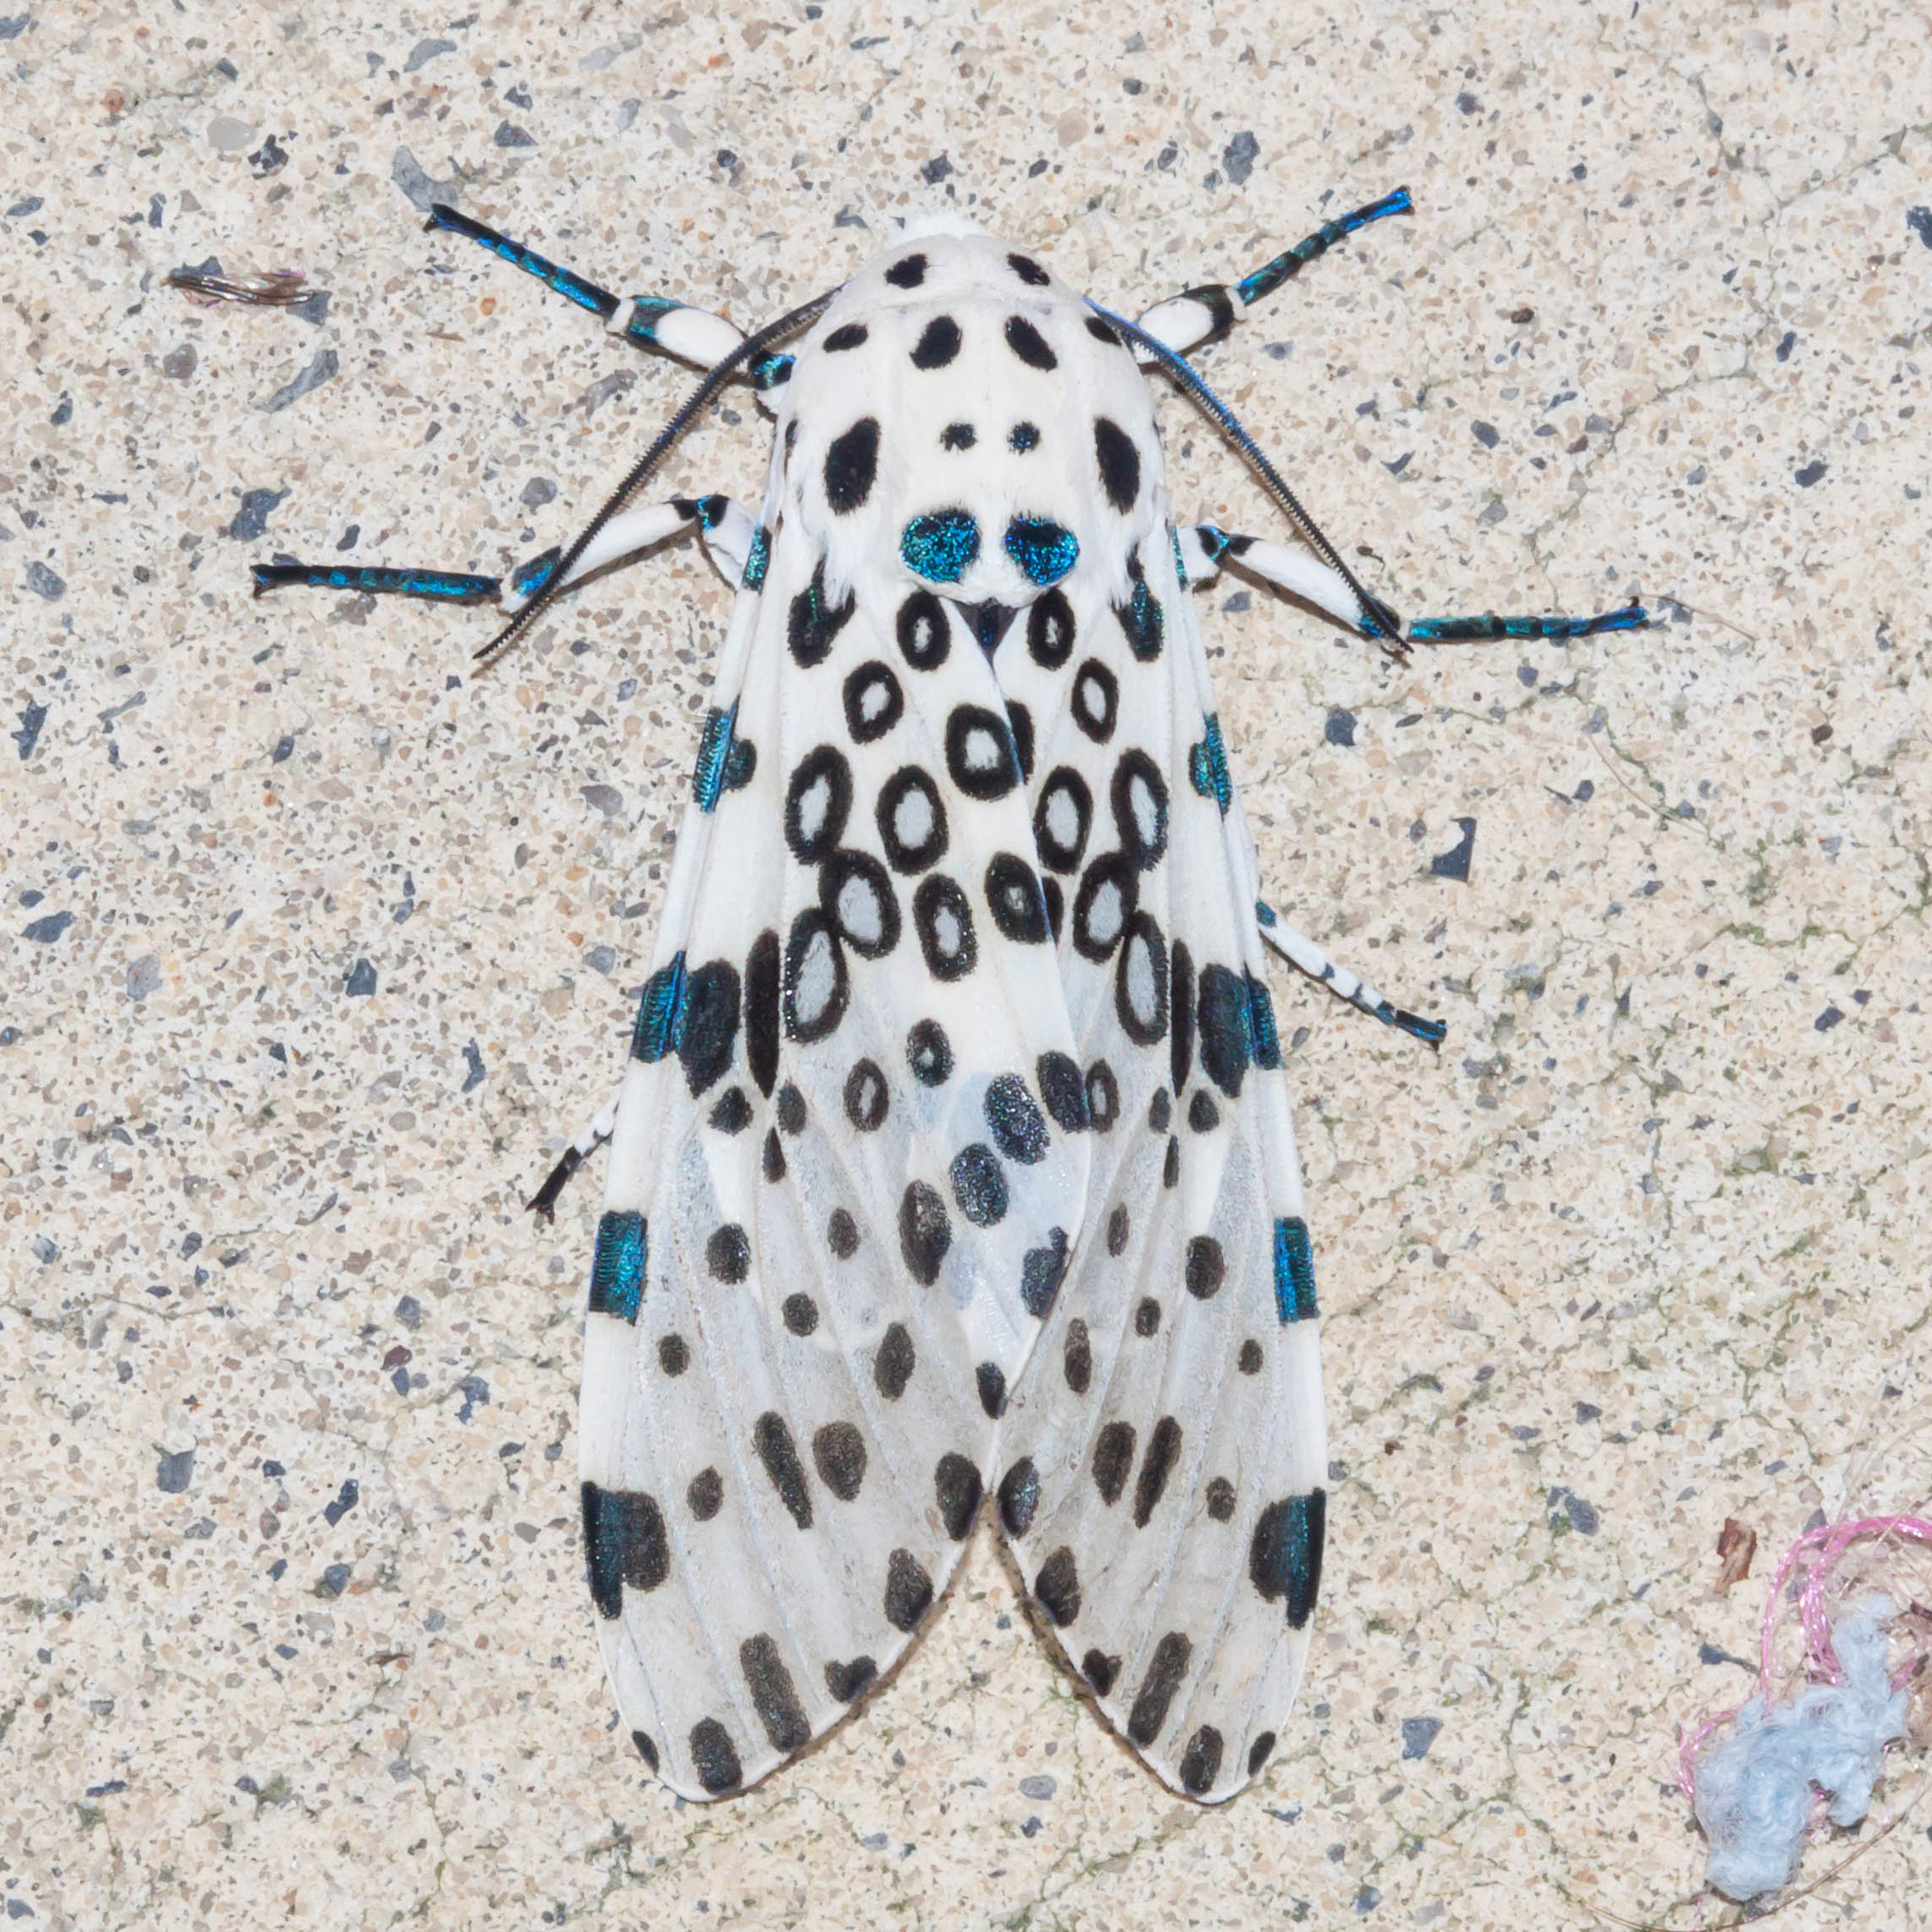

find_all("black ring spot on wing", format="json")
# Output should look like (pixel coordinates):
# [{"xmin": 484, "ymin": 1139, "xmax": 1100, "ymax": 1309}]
[
  {"xmin": 1093, "ymin": 416, "xmax": 1141, "ymax": 513},
  {"xmin": 877, "ymin": 765, "xmax": 948, "ymax": 873},
  {"xmin": 842, "ymin": 1058, "xmax": 889, "ymax": 1131},
  {"xmin": 985, "ymin": 852, "xmax": 1049, "ymax": 943},
  {"xmin": 784, "ymin": 744, "xmax": 852, "ymax": 862},
  {"xmin": 1072, "ymin": 658, "xmax": 1119, "ymax": 742},
  {"xmin": 783, "ymin": 908, "xmax": 850, "ymax": 1042},
  {"xmin": 824, "ymin": 417, "xmax": 881, "ymax": 513},
  {"xmin": 1072, "ymin": 852, "xmax": 1138, "ymax": 963},
  {"xmin": 1033, "ymin": 768, "xmax": 1092, "ymax": 875},
  {"xmin": 820, "ymin": 848, "xmax": 901, "ymax": 958},
  {"xmin": 907, "ymin": 1017, "xmax": 953, "ymax": 1086},
  {"xmin": 910, "ymin": 315, "xmax": 962, "ymax": 369},
  {"xmin": 1005, "ymin": 314, "xmax": 1058, "ymax": 369},
  {"xmin": 1111, "ymin": 749, "xmax": 1170, "ymax": 870},
  {"xmin": 1115, "ymin": 910, "xmax": 1170, "ymax": 1045},
  {"xmin": 1085, "ymin": 1059, "xmax": 1119, "ymax": 1132},
  {"xmin": 842, "ymin": 660, "xmax": 904, "ymax": 744},
  {"xmin": 896, "ymin": 589, "xmax": 951, "ymax": 671},
  {"xmin": 912, "ymin": 874, "xmax": 977, "ymax": 981},
  {"xmin": 944, "ymin": 706, "xmax": 1021, "ymax": 800},
  {"xmin": 1025, "ymin": 586, "xmax": 1076, "ymax": 670}
]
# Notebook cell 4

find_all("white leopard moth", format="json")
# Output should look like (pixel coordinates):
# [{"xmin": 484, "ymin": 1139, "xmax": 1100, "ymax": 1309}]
[{"xmin": 252, "ymin": 189, "xmax": 1644, "ymax": 1803}]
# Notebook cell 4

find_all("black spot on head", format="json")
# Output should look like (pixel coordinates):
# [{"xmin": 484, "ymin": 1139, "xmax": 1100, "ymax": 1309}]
[
  {"xmin": 1020, "ymin": 1229, "xmax": 1069, "ymax": 1317},
  {"xmin": 1112, "ymin": 749, "xmax": 1170, "ymax": 871},
  {"xmin": 944, "ymin": 705, "xmax": 1021, "ymax": 801},
  {"xmin": 1170, "ymin": 943, "xmax": 1195, "ymax": 1096},
  {"xmin": 582, "ymin": 1481, "xmax": 671, "ymax": 1615},
  {"xmin": 824, "ymin": 417, "xmax": 881, "ymax": 513},
  {"xmin": 1148, "ymin": 1089, "xmax": 1172, "ymax": 1133},
  {"xmin": 895, "ymin": 589, "xmax": 951, "ymax": 671},
  {"xmin": 877, "ymin": 765, "xmax": 949, "ymax": 873},
  {"xmin": 740, "ymin": 1634, "xmax": 811, "ymax": 1754},
  {"xmin": 934, "ymin": 1453, "xmax": 982, "ymax": 1540},
  {"xmin": 825, "ymin": 1656, "xmax": 877, "ymax": 1704},
  {"xmin": 1036, "ymin": 1051, "xmax": 1089, "ymax": 1131},
  {"xmin": 784, "ymin": 744, "xmax": 853, "ymax": 862},
  {"xmin": 1064, "ymin": 1317, "xmax": 1091, "ymax": 1393},
  {"xmin": 708, "ymin": 1085, "xmax": 752, "ymax": 1135},
  {"xmin": 632, "ymin": 1729, "xmax": 659, "ymax": 1771},
  {"xmin": 1086, "ymin": 1061, "xmax": 1119, "ymax": 1132},
  {"xmin": 1198, "ymin": 964, "xmax": 1253, "ymax": 1098},
  {"xmin": 884, "ymin": 252, "xmax": 927, "ymax": 288},
  {"xmin": 1008, "ymin": 252, "xmax": 1051, "ymax": 286},
  {"xmin": 762, "ymin": 1125, "xmax": 786, "ymax": 1182},
  {"xmin": 1135, "ymin": 1295, "xmax": 1160, "ymax": 1337},
  {"xmin": 1034, "ymin": 1545, "xmax": 1080, "ymax": 1624},
  {"xmin": 874, "ymin": 1322, "xmax": 915, "ymax": 1399},
  {"xmin": 1248, "ymin": 1731, "xmax": 1277, "ymax": 1777},
  {"xmin": 1186, "ymin": 1236, "xmax": 1226, "ymax": 1299},
  {"xmin": 842, "ymin": 660, "xmax": 904, "ymax": 744},
  {"xmin": 1133, "ymin": 1417, "xmax": 1182, "ymax": 1527},
  {"xmin": 1206, "ymin": 1475, "xmax": 1236, "ymax": 1522},
  {"xmin": 812, "ymin": 1421, "xmax": 867, "ymax": 1501},
  {"xmin": 1082, "ymin": 1648, "xmax": 1121, "ymax": 1694},
  {"xmin": 985, "ymin": 852, "xmax": 1049, "ymax": 943},
  {"xmin": 1108, "ymin": 1204, "xmax": 1130, "ymax": 1256},
  {"xmin": 1239, "ymin": 1338, "xmax": 1263, "ymax": 1374},
  {"xmin": 689, "ymin": 1717, "xmax": 742, "ymax": 1794},
  {"xmin": 941, "ymin": 421, "xmax": 976, "ymax": 451},
  {"xmin": 951, "ymin": 1142, "xmax": 1008, "ymax": 1227},
  {"xmin": 787, "ymin": 558, "xmax": 857, "ymax": 667},
  {"xmin": 1005, "ymin": 314, "xmax": 1058, "ymax": 369},
  {"xmin": 688, "ymin": 1466, "xmax": 724, "ymax": 1521},
  {"xmin": 777, "ymin": 1084, "xmax": 807, "ymax": 1134},
  {"xmin": 984, "ymin": 1074, "xmax": 1048, "ymax": 1164},
  {"xmin": 910, "ymin": 314, "xmax": 962, "ymax": 369},
  {"xmin": 782, "ymin": 1292, "xmax": 819, "ymax": 1337},
  {"xmin": 823, "ymin": 322, "xmax": 869, "ymax": 352},
  {"xmin": 744, "ymin": 929, "xmax": 780, "ymax": 1097},
  {"xmin": 976, "ymin": 1360, "xmax": 1008, "ymax": 1418},
  {"xmin": 827, "ymin": 1207, "xmax": 859, "ymax": 1258},
  {"xmin": 1072, "ymin": 658, "xmax": 1119, "ymax": 743},
  {"xmin": 658, "ymin": 1333, "xmax": 690, "ymax": 1376},
  {"xmin": 1008, "ymin": 421, "xmax": 1041, "ymax": 453},
  {"xmin": 1092, "ymin": 1422, "xmax": 1136, "ymax": 1505},
  {"xmin": 843, "ymin": 1058, "xmax": 889, "ymax": 1131},
  {"xmin": 1179, "ymin": 1725, "xmax": 1224, "ymax": 1796},
  {"xmin": 899, "ymin": 1180, "xmax": 951, "ymax": 1285},
  {"xmin": 1086, "ymin": 315, "xmax": 1123, "ymax": 346},
  {"xmin": 1126, "ymin": 1633, "xmax": 1192, "ymax": 1746},
  {"xmin": 913, "ymin": 873, "xmax": 977, "ymax": 981},
  {"xmin": 907, "ymin": 1018, "xmax": 952, "ymax": 1086},
  {"xmin": 1093, "ymin": 416, "xmax": 1141, "ymax": 513},
  {"xmin": 884, "ymin": 1548, "xmax": 934, "ymax": 1631},
  {"xmin": 753, "ymin": 1411, "xmax": 812, "ymax": 1529},
  {"xmin": 998, "ymin": 1457, "xmax": 1040, "ymax": 1537},
  {"xmin": 707, "ymin": 1223, "xmax": 750, "ymax": 1283}
]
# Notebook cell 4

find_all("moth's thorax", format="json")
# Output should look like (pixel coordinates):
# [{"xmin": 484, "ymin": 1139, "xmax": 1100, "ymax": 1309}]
[{"xmin": 778, "ymin": 229, "xmax": 1166, "ymax": 615}]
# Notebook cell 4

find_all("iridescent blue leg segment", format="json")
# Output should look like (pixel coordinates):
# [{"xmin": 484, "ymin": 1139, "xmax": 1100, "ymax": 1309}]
[
  {"xmin": 1255, "ymin": 900, "xmax": 1447, "ymax": 1047},
  {"xmin": 1407, "ymin": 602, "xmax": 1649, "ymax": 644},
  {"xmin": 252, "ymin": 549, "xmax": 558, "ymax": 605}
]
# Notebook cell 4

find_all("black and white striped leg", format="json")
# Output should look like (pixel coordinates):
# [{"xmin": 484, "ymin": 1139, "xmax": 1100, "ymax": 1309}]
[
  {"xmin": 425, "ymin": 204, "xmax": 794, "ymax": 399},
  {"xmin": 1255, "ymin": 901, "xmax": 1446, "ymax": 1046},
  {"xmin": 528, "ymin": 1089, "xmax": 624, "ymax": 1223},
  {"xmin": 252, "ymin": 493, "xmax": 758, "ymax": 608},
  {"xmin": 1178, "ymin": 525, "xmax": 1650, "ymax": 653},
  {"xmin": 1133, "ymin": 187, "xmax": 1413, "ymax": 358}
]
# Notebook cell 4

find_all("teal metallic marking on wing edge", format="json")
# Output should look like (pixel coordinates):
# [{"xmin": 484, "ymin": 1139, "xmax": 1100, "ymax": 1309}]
[
  {"xmin": 629, "ymin": 951, "xmax": 688, "ymax": 1062},
  {"xmin": 691, "ymin": 702, "xmax": 738, "ymax": 809},
  {"xmin": 588, "ymin": 1210, "xmax": 646, "ymax": 1323},
  {"xmin": 1273, "ymin": 1216, "xmax": 1318, "ymax": 1324}
]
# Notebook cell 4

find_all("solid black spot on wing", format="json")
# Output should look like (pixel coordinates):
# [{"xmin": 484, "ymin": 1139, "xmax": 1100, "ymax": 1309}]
[
  {"xmin": 842, "ymin": 1058, "xmax": 889, "ymax": 1131},
  {"xmin": 998, "ymin": 1457, "xmax": 1040, "ymax": 1537},
  {"xmin": 896, "ymin": 589, "xmax": 950, "ymax": 671},
  {"xmin": 907, "ymin": 1017, "xmax": 953, "ymax": 1086},
  {"xmin": 1008, "ymin": 251, "xmax": 1051, "ymax": 286},
  {"xmin": 899, "ymin": 1180, "xmax": 951, "ymax": 1285},
  {"xmin": 782, "ymin": 1291, "xmax": 819, "ymax": 1336},
  {"xmin": 909, "ymin": 314, "xmax": 962, "ymax": 369},
  {"xmin": 783, "ymin": 908, "xmax": 850, "ymax": 1042},
  {"xmin": 874, "ymin": 1322, "xmax": 915, "ymax": 1399},
  {"xmin": 632, "ymin": 1729, "xmax": 659, "ymax": 1771},
  {"xmin": 784, "ymin": 745, "xmax": 853, "ymax": 862},
  {"xmin": 1064, "ymin": 1317, "xmax": 1092, "ymax": 1393},
  {"xmin": 1135, "ymin": 1296, "xmax": 1160, "ymax": 1338},
  {"xmin": 912, "ymin": 874, "xmax": 977, "ymax": 981},
  {"xmin": 951, "ymin": 1142, "xmax": 1008, "ymax": 1227},
  {"xmin": 1247, "ymin": 1731, "xmax": 1277, "ymax": 1777},
  {"xmin": 1082, "ymin": 1648, "xmax": 1121, "ymax": 1694},
  {"xmin": 1072, "ymin": 658, "xmax": 1119, "ymax": 743},
  {"xmin": 985, "ymin": 1073, "xmax": 1049, "ymax": 1164},
  {"xmin": 688, "ymin": 1465, "xmax": 724, "ymax": 1521},
  {"xmin": 842, "ymin": 659, "xmax": 905, "ymax": 745},
  {"xmin": 741, "ymin": 1635, "xmax": 811, "ymax": 1754},
  {"xmin": 745, "ymin": 930, "xmax": 780, "ymax": 1097},
  {"xmin": 1197, "ymin": 963, "xmax": 1252, "ymax": 1098},
  {"xmin": 1005, "ymin": 314, "xmax": 1058, "ymax": 369},
  {"xmin": 1108, "ymin": 1204, "xmax": 1130, "ymax": 1256},
  {"xmin": 1239, "ymin": 1338, "xmax": 1263, "ymax": 1374},
  {"xmin": 1206, "ymin": 1475, "xmax": 1236, "ymax": 1522},
  {"xmin": 1019, "ymin": 1228, "xmax": 1069, "ymax": 1318},
  {"xmin": 985, "ymin": 852, "xmax": 1049, "ymax": 943},
  {"xmin": 1036, "ymin": 1051, "xmax": 1089, "ymax": 1132},
  {"xmin": 877, "ymin": 765, "xmax": 949, "ymax": 872},
  {"xmin": 1034, "ymin": 1545, "xmax": 1080, "ymax": 1624},
  {"xmin": 1189, "ymin": 1089, "xmax": 1220, "ymax": 1133},
  {"xmin": 1042, "ymin": 874, "xmax": 1063, "ymax": 941},
  {"xmin": 1093, "ymin": 416, "xmax": 1141, "ymax": 513},
  {"xmin": 1072, "ymin": 852, "xmax": 1138, "ymax": 963},
  {"xmin": 1250, "ymin": 1490, "xmax": 1326, "ymax": 1628},
  {"xmin": 708, "ymin": 1085, "xmax": 752, "ymax": 1134},
  {"xmin": 1149, "ymin": 1089, "xmax": 1172, "ymax": 1132},
  {"xmin": 944, "ymin": 705, "xmax": 1021, "ymax": 800},
  {"xmin": 777, "ymin": 1084, "xmax": 808, "ymax": 1133},
  {"xmin": 824, "ymin": 417, "xmax": 881, "ymax": 513},
  {"xmin": 1008, "ymin": 698, "xmax": 1035, "ymax": 779},
  {"xmin": 582, "ymin": 1481, "xmax": 670, "ymax": 1615},
  {"xmin": 658, "ymin": 1333, "xmax": 690, "ymax": 1376},
  {"xmin": 825, "ymin": 1657, "xmax": 877, "ymax": 1704},
  {"xmin": 1033, "ymin": 767, "xmax": 1092, "ymax": 874},
  {"xmin": 1132, "ymin": 1416, "xmax": 1182, "ymax": 1527},
  {"xmin": 762, "ymin": 1126, "xmax": 786, "ymax": 1182},
  {"xmin": 1179, "ymin": 1725, "xmax": 1224, "ymax": 1796},
  {"xmin": 1085, "ymin": 315, "xmax": 1122, "ymax": 346},
  {"xmin": 976, "ymin": 1360, "xmax": 1008, "ymax": 1419},
  {"xmin": 707, "ymin": 1223, "xmax": 750, "ymax": 1283},
  {"xmin": 1116, "ymin": 911, "xmax": 1169, "ymax": 1045},
  {"xmin": 753, "ymin": 1411, "xmax": 813, "ymax": 1530},
  {"xmin": 934, "ymin": 1453, "xmax": 983, "ymax": 1540},
  {"xmin": 1186, "ymin": 1236, "xmax": 1226, "ymax": 1300},
  {"xmin": 821, "ymin": 849, "xmax": 900, "ymax": 958},
  {"xmin": 884, "ymin": 1548, "xmax": 934, "ymax": 1631},
  {"xmin": 787, "ymin": 559, "xmax": 857, "ymax": 667},
  {"xmin": 823, "ymin": 322, "xmax": 869, "ymax": 352},
  {"xmin": 827, "ymin": 1207, "xmax": 859, "ymax": 1258},
  {"xmin": 1086, "ymin": 1061, "xmax": 1119, "ymax": 1132},
  {"xmin": 1111, "ymin": 749, "xmax": 1169, "ymax": 870},
  {"xmin": 689, "ymin": 1717, "xmax": 742, "ymax": 1794},
  {"xmin": 941, "ymin": 421, "xmax": 976, "ymax": 451},
  {"xmin": 812, "ymin": 1421, "xmax": 867, "ymax": 1502},
  {"xmin": 1169, "ymin": 941, "xmax": 1195, "ymax": 1096},
  {"xmin": 1092, "ymin": 1422, "xmax": 1136, "ymax": 1506},
  {"xmin": 1008, "ymin": 421, "xmax": 1041, "ymax": 453},
  {"xmin": 884, "ymin": 252, "xmax": 926, "ymax": 287},
  {"xmin": 1126, "ymin": 1633, "xmax": 1192, "ymax": 1746},
  {"xmin": 1163, "ymin": 1135, "xmax": 1180, "ymax": 1188},
  {"xmin": 679, "ymin": 958, "xmax": 741, "ymax": 1097}
]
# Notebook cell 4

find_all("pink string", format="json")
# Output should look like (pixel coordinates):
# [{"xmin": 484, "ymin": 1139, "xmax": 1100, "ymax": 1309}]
[{"xmin": 1677, "ymin": 1514, "xmax": 1932, "ymax": 1806}]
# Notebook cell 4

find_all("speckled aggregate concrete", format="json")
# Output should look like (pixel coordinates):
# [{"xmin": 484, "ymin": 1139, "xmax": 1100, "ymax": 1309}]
[{"xmin": 6, "ymin": 3, "xmax": 1931, "ymax": 1926}]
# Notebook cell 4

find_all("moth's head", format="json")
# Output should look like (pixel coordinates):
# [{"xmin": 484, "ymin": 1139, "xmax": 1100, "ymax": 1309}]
[{"xmin": 777, "ymin": 228, "xmax": 1163, "ymax": 627}]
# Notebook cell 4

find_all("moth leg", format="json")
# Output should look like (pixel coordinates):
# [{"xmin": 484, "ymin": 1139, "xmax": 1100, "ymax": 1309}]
[
  {"xmin": 252, "ymin": 494, "xmax": 758, "ymax": 608},
  {"xmin": 1133, "ymin": 187, "xmax": 1412, "ymax": 357},
  {"xmin": 527, "ymin": 1087, "xmax": 624, "ymax": 1223},
  {"xmin": 1179, "ymin": 525, "xmax": 1649, "ymax": 651},
  {"xmin": 1255, "ymin": 901, "xmax": 1446, "ymax": 1046}
]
